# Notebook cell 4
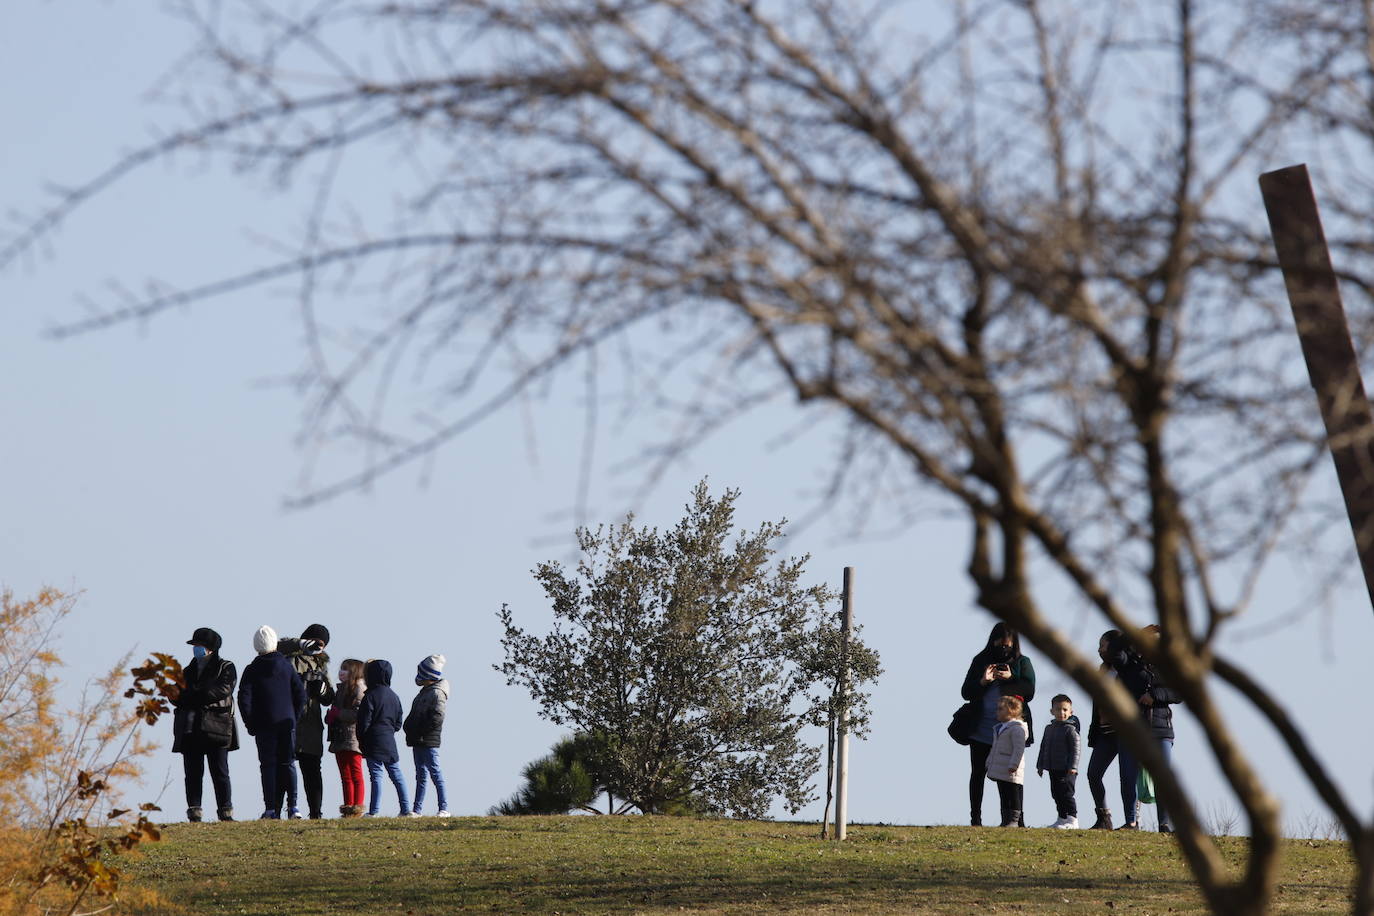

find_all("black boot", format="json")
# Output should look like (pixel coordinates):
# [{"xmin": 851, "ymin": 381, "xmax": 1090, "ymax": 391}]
[
  {"xmin": 1089, "ymin": 807, "xmax": 1113, "ymax": 830},
  {"xmin": 1000, "ymin": 808, "xmax": 1021, "ymax": 828},
  {"xmin": 970, "ymin": 810, "xmax": 982, "ymax": 827},
  {"xmin": 186, "ymin": 806, "xmax": 203, "ymax": 823},
  {"xmin": 217, "ymin": 806, "xmax": 234, "ymax": 822}
]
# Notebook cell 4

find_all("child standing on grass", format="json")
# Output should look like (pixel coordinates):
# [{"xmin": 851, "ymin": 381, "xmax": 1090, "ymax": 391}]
[
  {"xmin": 327, "ymin": 658, "xmax": 367, "ymax": 817},
  {"xmin": 986, "ymin": 695, "xmax": 1028, "ymax": 827},
  {"xmin": 1036, "ymin": 694, "xmax": 1082, "ymax": 828},
  {"xmin": 356, "ymin": 659, "xmax": 411, "ymax": 817},
  {"xmin": 403, "ymin": 654, "xmax": 450, "ymax": 817}
]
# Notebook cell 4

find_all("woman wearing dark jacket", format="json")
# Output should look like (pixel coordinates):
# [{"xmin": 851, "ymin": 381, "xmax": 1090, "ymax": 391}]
[
  {"xmin": 172, "ymin": 626, "xmax": 239, "ymax": 822},
  {"xmin": 356, "ymin": 659, "xmax": 411, "ymax": 816},
  {"xmin": 1106, "ymin": 627, "xmax": 1181, "ymax": 832},
  {"xmin": 959, "ymin": 623, "xmax": 1036, "ymax": 826},
  {"xmin": 1085, "ymin": 630, "xmax": 1122, "ymax": 830}
]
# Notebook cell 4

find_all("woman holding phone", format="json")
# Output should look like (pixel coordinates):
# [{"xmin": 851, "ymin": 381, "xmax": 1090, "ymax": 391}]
[{"xmin": 959, "ymin": 623, "xmax": 1037, "ymax": 825}]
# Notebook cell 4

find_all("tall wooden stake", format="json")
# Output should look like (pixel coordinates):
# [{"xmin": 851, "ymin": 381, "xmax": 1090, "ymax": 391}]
[
  {"xmin": 834, "ymin": 566, "xmax": 853, "ymax": 841},
  {"xmin": 1260, "ymin": 164, "xmax": 1374, "ymax": 614}
]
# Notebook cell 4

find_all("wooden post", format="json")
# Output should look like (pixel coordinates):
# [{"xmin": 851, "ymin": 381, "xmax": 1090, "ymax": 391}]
[
  {"xmin": 834, "ymin": 566, "xmax": 853, "ymax": 841},
  {"xmin": 1260, "ymin": 164, "xmax": 1374, "ymax": 614}
]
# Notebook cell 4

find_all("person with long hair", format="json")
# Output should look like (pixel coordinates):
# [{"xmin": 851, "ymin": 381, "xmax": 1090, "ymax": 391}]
[
  {"xmin": 1105, "ymin": 626, "xmax": 1181, "ymax": 832},
  {"xmin": 1085, "ymin": 629, "xmax": 1122, "ymax": 829},
  {"xmin": 958, "ymin": 622, "xmax": 1036, "ymax": 826},
  {"xmin": 327, "ymin": 658, "xmax": 368, "ymax": 817}
]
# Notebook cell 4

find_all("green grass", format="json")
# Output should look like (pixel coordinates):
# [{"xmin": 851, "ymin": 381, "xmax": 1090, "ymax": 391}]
[{"xmin": 119, "ymin": 817, "xmax": 1353, "ymax": 914}]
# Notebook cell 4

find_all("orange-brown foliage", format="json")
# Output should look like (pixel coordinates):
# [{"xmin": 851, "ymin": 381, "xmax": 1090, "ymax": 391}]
[{"xmin": 0, "ymin": 587, "xmax": 178, "ymax": 916}]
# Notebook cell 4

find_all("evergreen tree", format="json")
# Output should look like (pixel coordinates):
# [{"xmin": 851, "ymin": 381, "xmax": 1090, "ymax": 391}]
[{"xmin": 499, "ymin": 481, "xmax": 879, "ymax": 819}]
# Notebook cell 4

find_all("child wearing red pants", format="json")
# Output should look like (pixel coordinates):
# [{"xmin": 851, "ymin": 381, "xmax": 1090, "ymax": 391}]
[{"xmin": 326, "ymin": 658, "xmax": 367, "ymax": 816}]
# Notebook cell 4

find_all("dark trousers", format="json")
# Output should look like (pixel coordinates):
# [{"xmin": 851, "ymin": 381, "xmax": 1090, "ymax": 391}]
[
  {"xmin": 968, "ymin": 741, "xmax": 992, "ymax": 820},
  {"xmin": 1048, "ymin": 769, "xmax": 1078, "ymax": 818},
  {"xmin": 182, "ymin": 745, "xmax": 231, "ymax": 810},
  {"xmin": 1087, "ymin": 735, "xmax": 1118, "ymax": 809},
  {"xmin": 253, "ymin": 722, "xmax": 296, "ymax": 815},
  {"xmin": 291, "ymin": 753, "xmax": 324, "ymax": 817},
  {"xmin": 1118, "ymin": 737, "xmax": 1173, "ymax": 830},
  {"xmin": 993, "ymin": 778, "xmax": 1023, "ymax": 823}
]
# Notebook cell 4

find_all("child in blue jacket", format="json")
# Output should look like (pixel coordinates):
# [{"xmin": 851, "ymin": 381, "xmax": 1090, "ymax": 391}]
[{"xmin": 355, "ymin": 659, "xmax": 411, "ymax": 816}]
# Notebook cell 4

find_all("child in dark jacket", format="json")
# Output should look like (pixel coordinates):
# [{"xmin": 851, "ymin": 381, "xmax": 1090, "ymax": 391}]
[
  {"xmin": 403, "ymin": 654, "xmax": 450, "ymax": 817},
  {"xmin": 1036, "ymin": 694, "xmax": 1082, "ymax": 828},
  {"xmin": 355, "ymin": 659, "xmax": 411, "ymax": 816}
]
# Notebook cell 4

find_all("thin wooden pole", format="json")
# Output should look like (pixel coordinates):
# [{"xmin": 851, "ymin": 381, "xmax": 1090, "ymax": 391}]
[
  {"xmin": 1260, "ymin": 164, "xmax": 1374, "ymax": 614},
  {"xmin": 834, "ymin": 566, "xmax": 853, "ymax": 841}
]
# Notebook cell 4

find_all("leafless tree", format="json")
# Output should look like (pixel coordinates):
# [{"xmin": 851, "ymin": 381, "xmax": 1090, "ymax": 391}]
[{"xmin": 6, "ymin": 1, "xmax": 1374, "ymax": 912}]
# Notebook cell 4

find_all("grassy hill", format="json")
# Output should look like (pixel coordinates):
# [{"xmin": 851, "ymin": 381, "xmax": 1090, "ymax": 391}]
[{"xmin": 120, "ymin": 816, "xmax": 1352, "ymax": 914}]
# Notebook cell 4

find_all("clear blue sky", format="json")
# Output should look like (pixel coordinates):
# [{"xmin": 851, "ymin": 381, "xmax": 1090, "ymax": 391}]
[{"xmin": 2, "ymin": 2, "xmax": 1370, "ymax": 831}]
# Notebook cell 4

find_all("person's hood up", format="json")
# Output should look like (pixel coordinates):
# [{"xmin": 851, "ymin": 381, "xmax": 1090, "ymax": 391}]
[{"xmin": 364, "ymin": 659, "xmax": 393, "ymax": 687}]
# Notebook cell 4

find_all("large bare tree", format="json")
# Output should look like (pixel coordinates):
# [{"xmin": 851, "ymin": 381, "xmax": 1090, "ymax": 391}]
[{"xmin": 7, "ymin": 1, "xmax": 1374, "ymax": 912}]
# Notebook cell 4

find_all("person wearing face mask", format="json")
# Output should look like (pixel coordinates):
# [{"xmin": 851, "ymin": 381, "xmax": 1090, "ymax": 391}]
[
  {"xmin": 171, "ymin": 627, "xmax": 239, "ymax": 822},
  {"xmin": 959, "ymin": 622, "xmax": 1036, "ymax": 826},
  {"xmin": 276, "ymin": 623, "xmax": 336, "ymax": 819},
  {"xmin": 1105, "ymin": 625, "xmax": 1181, "ymax": 833},
  {"xmin": 326, "ymin": 658, "xmax": 368, "ymax": 817}
]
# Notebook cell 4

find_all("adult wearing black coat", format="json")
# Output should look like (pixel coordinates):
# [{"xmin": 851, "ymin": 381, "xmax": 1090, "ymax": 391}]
[
  {"xmin": 1084, "ymin": 630, "xmax": 1123, "ymax": 830},
  {"xmin": 172, "ymin": 626, "xmax": 239, "ymax": 822},
  {"xmin": 959, "ymin": 622, "xmax": 1036, "ymax": 826},
  {"xmin": 237, "ymin": 626, "xmax": 305, "ymax": 819},
  {"xmin": 278, "ymin": 624, "xmax": 336, "ymax": 819},
  {"xmin": 1105, "ymin": 626, "xmax": 1181, "ymax": 832}
]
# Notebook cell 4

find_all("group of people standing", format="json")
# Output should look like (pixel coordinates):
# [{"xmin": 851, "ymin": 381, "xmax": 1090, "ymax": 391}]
[
  {"xmin": 957, "ymin": 622, "xmax": 1180, "ymax": 832},
  {"xmin": 170, "ymin": 624, "xmax": 451, "ymax": 821}
]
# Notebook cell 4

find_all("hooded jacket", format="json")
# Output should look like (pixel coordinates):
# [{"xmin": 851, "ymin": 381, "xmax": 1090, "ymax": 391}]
[
  {"xmin": 355, "ymin": 660, "xmax": 403, "ymax": 763},
  {"xmin": 278, "ymin": 637, "xmax": 337, "ymax": 756},
  {"xmin": 1107, "ymin": 639, "xmax": 1183, "ymax": 740},
  {"xmin": 237, "ymin": 650, "xmax": 305, "ymax": 735},
  {"xmin": 403, "ymin": 679, "xmax": 449, "ymax": 748},
  {"xmin": 172, "ymin": 652, "xmax": 240, "ymax": 753},
  {"xmin": 986, "ymin": 718, "xmax": 1028, "ymax": 785},
  {"xmin": 1035, "ymin": 716, "xmax": 1082, "ymax": 773}
]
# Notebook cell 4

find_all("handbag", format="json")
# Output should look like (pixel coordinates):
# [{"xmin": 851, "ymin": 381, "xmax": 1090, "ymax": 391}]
[
  {"xmin": 1137, "ymin": 765, "xmax": 1156, "ymax": 804},
  {"xmin": 947, "ymin": 700, "xmax": 980, "ymax": 745}
]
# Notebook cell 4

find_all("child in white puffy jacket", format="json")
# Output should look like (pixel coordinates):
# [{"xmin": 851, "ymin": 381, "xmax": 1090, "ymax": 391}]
[{"xmin": 986, "ymin": 695, "xmax": 1028, "ymax": 827}]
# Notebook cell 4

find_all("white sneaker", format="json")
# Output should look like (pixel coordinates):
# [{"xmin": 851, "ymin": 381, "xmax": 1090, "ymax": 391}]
[
  {"xmin": 1055, "ymin": 816, "xmax": 1079, "ymax": 829},
  {"xmin": 1046, "ymin": 817, "xmax": 1067, "ymax": 829},
  {"xmin": 287, "ymin": 808, "xmax": 305, "ymax": 820},
  {"xmin": 436, "ymin": 810, "xmax": 451, "ymax": 818}
]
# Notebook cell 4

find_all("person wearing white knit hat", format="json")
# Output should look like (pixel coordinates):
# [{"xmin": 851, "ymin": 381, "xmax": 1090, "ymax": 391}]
[
  {"xmin": 403, "ymin": 654, "xmax": 450, "ymax": 816},
  {"xmin": 236, "ymin": 625, "xmax": 304, "ymax": 818}
]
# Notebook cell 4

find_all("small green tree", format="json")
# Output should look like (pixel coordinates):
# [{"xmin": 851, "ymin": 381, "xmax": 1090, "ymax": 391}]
[
  {"xmin": 489, "ymin": 733, "xmax": 611, "ymax": 815},
  {"xmin": 498, "ymin": 481, "xmax": 879, "ymax": 819}
]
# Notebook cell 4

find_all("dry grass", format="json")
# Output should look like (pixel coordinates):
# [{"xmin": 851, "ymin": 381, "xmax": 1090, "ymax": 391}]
[{"xmin": 116, "ymin": 816, "xmax": 1355, "ymax": 914}]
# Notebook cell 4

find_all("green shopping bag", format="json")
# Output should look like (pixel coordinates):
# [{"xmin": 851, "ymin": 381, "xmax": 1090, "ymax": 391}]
[{"xmin": 1137, "ymin": 765, "xmax": 1156, "ymax": 804}]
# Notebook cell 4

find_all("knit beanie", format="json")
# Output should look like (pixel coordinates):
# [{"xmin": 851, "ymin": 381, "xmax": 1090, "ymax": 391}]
[
  {"xmin": 253, "ymin": 625, "xmax": 279, "ymax": 655},
  {"xmin": 301, "ymin": 623, "xmax": 330, "ymax": 645},
  {"xmin": 416, "ymin": 654, "xmax": 445, "ymax": 684}
]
